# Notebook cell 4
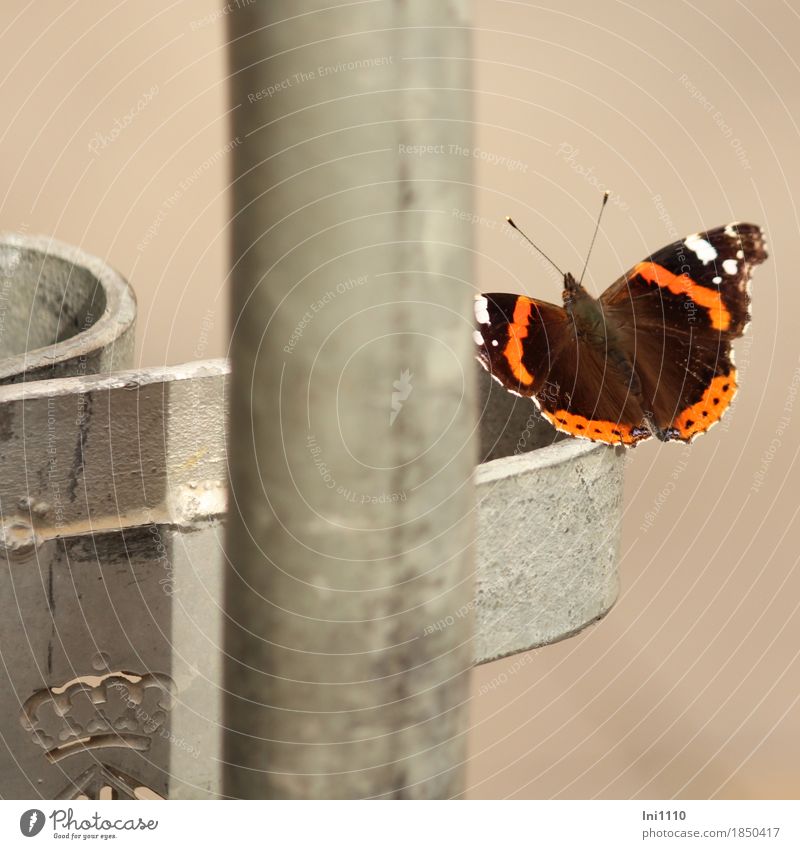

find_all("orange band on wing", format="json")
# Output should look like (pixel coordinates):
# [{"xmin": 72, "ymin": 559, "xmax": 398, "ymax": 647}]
[
  {"xmin": 503, "ymin": 296, "xmax": 534, "ymax": 385},
  {"xmin": 633, "ymin": 262, "xmax": 731, "ymax": 331},
  {"xmin": 672, "ymin": 370, "xmax": 737, "ymax": 439},
  {"xmin": 541, "ymin": 408, "xmax": 645, "ymax": 445}
]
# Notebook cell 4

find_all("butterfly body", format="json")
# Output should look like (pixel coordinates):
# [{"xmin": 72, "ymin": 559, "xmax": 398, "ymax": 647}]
[
  {"xmin": 475, "ymin": 223, "xmax": 768, "ymax": 446},
  {"xmin": 563, "ymin": 278, "xmax": 619, "ymax": 348}
]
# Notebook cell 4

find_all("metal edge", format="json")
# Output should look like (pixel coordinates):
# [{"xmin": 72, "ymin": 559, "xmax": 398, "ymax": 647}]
[
  {"xmin": 476, "ymin": 436, "xmax": 620, "ymax": 484},
  {"xmin": 0, "ymin": 358, "xmax": 230, "ymax": 403},
  {"xmin": 0, "ymin": 232, "xmax": 137, "ymax": 381}
]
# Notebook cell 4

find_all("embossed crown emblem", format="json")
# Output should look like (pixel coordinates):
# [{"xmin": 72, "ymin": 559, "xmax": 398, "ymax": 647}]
[{"xmin": 21, "ymin": 670, "xmax": 175, "ymax": 763}]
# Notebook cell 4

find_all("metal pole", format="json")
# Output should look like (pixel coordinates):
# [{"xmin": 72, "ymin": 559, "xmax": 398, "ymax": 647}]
[{"xmin": 224, "ymin": 1, "xmax": 476, "ymax": 798}]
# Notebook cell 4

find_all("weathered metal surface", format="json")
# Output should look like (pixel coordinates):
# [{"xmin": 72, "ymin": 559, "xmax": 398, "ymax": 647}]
[
  {"xmin": 0, "ymin": 363, "xmax": 227, "ymax": 543},
  {"xmin": 474, "ymin": 368, "xmax": 624, "ymax": 663},
  {"xmin": 475, "ymin": 444, "xmax": 623, "ymax": 662},
  {"xmin": 0, "ymin": 229, "xmax": 624, "ymax": 800},
  {"xmin": 223, "ymin": 0, "xmax": 477, "ymax": 800},
  {"xmin": 0, "ymin": 361, "xmax": 228, "ymax": 800},
  {"xmin": 0, "ymin": 357, "xmax": 624, "ymax": 799},
  {"xmin": 0, "ymin": 233, "xmax": 135, "ymax": 385}
]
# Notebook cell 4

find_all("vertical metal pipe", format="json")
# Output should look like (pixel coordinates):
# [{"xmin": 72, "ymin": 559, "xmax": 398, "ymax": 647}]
[{"xmin": 224, "ymin": 1, "xmax": 475, "ymax": 799}]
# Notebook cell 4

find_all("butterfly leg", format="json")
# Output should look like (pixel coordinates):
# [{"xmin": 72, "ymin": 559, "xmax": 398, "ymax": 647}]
[{"xmin": 643, "ymin": 412, "xmax": 679, "ymax": 442}]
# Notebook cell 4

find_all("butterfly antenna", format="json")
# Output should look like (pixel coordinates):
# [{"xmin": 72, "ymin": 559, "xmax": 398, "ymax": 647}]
[
  {"xmin": 505, "ymin": 217, "xmax": 564, "ymax": 276},
  {"xmin": 578, "ymin": 190, "xmax": 610, "ymax": 286}
]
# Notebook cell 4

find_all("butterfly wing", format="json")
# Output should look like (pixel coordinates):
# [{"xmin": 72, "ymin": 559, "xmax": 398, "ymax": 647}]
[
  {"xmin": 473, "ymin": 294, "xmax": 567, "ymax": 394},
  {"xmin": 599, "ymin": 222, "xmax": 768, "ymax": 441},
  {"xmin": 474, "ymin": 293, "xmax": 651, "ymax": 445}
]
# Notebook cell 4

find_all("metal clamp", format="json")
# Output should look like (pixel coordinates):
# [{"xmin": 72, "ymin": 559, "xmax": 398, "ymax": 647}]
[{"xmin": 0, "ymin": 236, "xmax": 624, "ymax": 799}]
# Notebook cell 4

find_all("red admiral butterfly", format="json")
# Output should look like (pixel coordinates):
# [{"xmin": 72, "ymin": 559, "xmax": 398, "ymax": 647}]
[{"xmin": 474, "ymin": 194, "xmax": 768, "ymax": 446}]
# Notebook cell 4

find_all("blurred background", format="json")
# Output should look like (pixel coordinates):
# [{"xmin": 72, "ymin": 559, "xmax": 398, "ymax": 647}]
[{"xmin": 2, "ymin": 0, "xmax": 798, "ymax": 798}]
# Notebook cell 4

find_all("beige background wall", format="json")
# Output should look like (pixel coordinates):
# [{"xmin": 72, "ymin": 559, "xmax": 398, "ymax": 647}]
[{"xmin": 3, "ymin": 1, "xmax": 797, "ymax": 798}]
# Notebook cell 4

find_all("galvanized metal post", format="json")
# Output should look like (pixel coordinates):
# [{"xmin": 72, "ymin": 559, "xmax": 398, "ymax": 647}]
[{"xmin": 224, "ymin": 1, "xmax": 476, "ymax": 798}]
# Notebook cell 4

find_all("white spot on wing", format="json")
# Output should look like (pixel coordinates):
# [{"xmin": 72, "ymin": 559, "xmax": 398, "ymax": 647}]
[
  {"xmin": 685, "ymin": 234, "xmax": 718, "ymax": 264},
  {"xmin": 491, "ymin": 339, "xmax": 499, "ymax": 347},
  {"xmin": 736, "ymin": 249, "xmax": 744, "ymax": 259},
  {"xmin": 712, "ymin": 276, "xmax": 722, "ymax": 284},
  {"xmin": 473, "ymin": 330, "xmax": 485, "ymax": 346},
  {"xmin": 723, "ymin": 258, "xmax": 738, "ymax": 275},
  {"xmin": 474, "ymin": 295, "xmax": 490, "ymax": 325}
]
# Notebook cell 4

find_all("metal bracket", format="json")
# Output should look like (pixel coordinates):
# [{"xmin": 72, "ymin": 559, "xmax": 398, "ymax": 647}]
[{"xmin": 0, "ymin": 235, "xmax": 624, "ymax": 798}]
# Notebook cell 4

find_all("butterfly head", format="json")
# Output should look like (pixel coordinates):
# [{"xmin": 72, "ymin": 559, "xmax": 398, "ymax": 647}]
[{"xmin": 562, "ymin": 272, "xmax": 587, "ymax": 307}]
